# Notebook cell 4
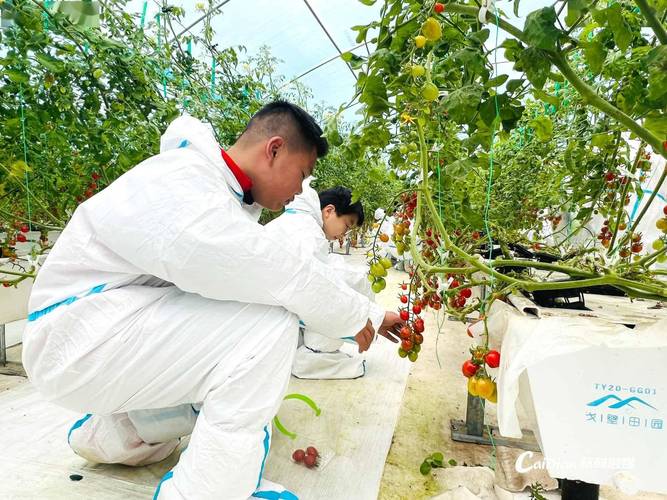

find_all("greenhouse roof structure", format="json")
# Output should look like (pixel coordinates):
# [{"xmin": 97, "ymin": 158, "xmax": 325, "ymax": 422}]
[{"xmin": 126, "ymin": 0, "xmax": 552, "ymax": 116}]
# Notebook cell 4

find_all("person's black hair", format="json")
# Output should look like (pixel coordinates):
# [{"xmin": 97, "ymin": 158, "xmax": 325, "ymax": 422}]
[
  {"xmin": 239, "ymin": 100, "xmax": 328, "ymax": 158},
  {"xmin": 318, "ymin": 186, "xmax": 365, "ymax": 226}
]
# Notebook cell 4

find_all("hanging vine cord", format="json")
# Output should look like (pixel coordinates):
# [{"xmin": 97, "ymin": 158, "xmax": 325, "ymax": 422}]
[
  {"xmin": 481, "ymin": 8, "xmax": 503, "ymax": 308},
  {"xmin": 18, "ymin": 84, "xmax": 33, "ymax": 231},
  {"xmin": 480, "ymin": 6, "xmax": 505, "ymax": 472}
]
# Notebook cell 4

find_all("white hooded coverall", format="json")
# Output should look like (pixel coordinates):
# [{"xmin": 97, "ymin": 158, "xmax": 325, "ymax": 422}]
[
  {"xmin": 22, "ymin": 115, "xmax": 385, "ymax": 499},
  {"xmin": 265, "ymin": 180, "xmax": 374, "ymax": 379},
  {"xmin": 374, "ymin": 208, "xmax": 398, "ymax": 260}
]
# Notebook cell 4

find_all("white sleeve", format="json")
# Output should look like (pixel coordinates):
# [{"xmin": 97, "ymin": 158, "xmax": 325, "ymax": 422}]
[
  {"xmin": 326, "ymin": 256, "xmax": 385, "ymax": 332},
  {"xmin": 90, "ymin": 152, "xmax": 375, "ymax": 337}
]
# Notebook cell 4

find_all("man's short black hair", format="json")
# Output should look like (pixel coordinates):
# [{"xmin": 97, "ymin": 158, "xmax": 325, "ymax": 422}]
[
  {"xmin": 318, "ymin": 186, "xmax": 365, "ymax": 227},
  {"xmin": 239, "ymin": 100, "xmax": 328, "ymax": 158}
]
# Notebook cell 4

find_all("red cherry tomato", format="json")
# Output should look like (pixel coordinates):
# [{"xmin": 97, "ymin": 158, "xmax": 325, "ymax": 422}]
[{"xmin": 485, "ymin": 350, "xmax": 500, "ymax": 368}]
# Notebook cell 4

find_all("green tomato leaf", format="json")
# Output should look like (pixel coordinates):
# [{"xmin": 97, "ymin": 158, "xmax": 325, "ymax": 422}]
[
  {"xmin": 485, "ymin": 74, "xmax": 509, "ymax": 88},
  {"xmin": 461, "ymin": 198, "xmax": 485, "ymax": 227},
  {"xmin": 506, "ymin": 78, "xmax": 525, "ymax": 93},
  {"xmin": 517, "ymin": 48, "xmax": 551, "ymax": 89},
  {"xmin": 2, "ymin": 69, "xmax": 30, "ymax": 83},
  {"xmin": 469, "ymin": 29, "xmax": 490, "ymax": 45},
  {"xmin": 532, "ymin": 89, "xmax": 560, "ymax": 107},
  {"xmin": 442, "ymin": 85, "xmax": 483, "ymax": 124},
  {"xmin": 524, "ymin": 7, "xmax": 560, "ymax": 51},
  {"xmin": 501, "ymin": 39, "xmax": 524, "ymax": 62},
  {"xmin": 359, "ymin": 73, "xmax": 389, "ymax": 117},
  {"xmin": 591, "ymin": 132, "xmax": 614, "ymax": 148},
  {"xmin": 591, "ymin": 8, "xmax": 607, "ymax": 25},
  {"xmin": 582, "ymin": 41, "xmax": 606, "ymax": 75},
  {"xmin": 644, "ymin": 112, "xmax": 667, "ymax": 138},
  {"xmin": 35, "ymin": 52, "xmax": 65, "ymax": 73},
  {"xmin": 323, "ymin": 114, "xmax": 343, "ymax": 148},
  {"xmin": 351, "ymin": 23, "xmax": 377, "ymax": 44},
  {"xmin": 10, "ymin": 160, "xmax": 31, "ymax": 177},
  {"xmin": 528, "ymin": 115, "xmax": 553, "ymax": 141},
  {"xmin": 453, "ymin": 47, "xmax": 486, "ymax": 78},
  {"xmin": 566, "ymin": 0, "xmax": 587, "ymax": 27},
  {"xmin": 606, "ymin": 4, "xmax": 632, "ymax": 52},
  {"xmin": 646, "ymin": 46, "xmax": 667, "ymax": 105},
  {"xmin": 341, "ymin": 52, "xmax": 365, "ymax": 69}
]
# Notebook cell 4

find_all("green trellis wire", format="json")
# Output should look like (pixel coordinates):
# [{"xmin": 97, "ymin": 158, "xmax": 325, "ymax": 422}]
[
  {"xmin": 140, "ymin": 0, "xmax": 148, "ymax": 29},
  {"xmin": 481, "ymin": 11, "xmax": 502, "ymax": 293},
  {"xmin": 435, "ymin": 122, "xmax": 444, "ymax": 222},
  {"xmin": 480, "ymin": 5, "xmax": 504, "ymax": 473},
  {"xmin": 211, "ymin": 54, "xmax": 217, "ymax": 99},
  {"xmin": 155, "ymin": 13, "xmax": 168, "ymax": 98},
  {"xmin": 436, "ymin": 157, "xmax": 443, "ymax": 221}
]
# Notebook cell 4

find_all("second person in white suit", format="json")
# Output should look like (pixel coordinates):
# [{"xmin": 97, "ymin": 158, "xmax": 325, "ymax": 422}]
[{"xmin": 266, "ymin": 180, "xmax": 388, "ymax": 379}]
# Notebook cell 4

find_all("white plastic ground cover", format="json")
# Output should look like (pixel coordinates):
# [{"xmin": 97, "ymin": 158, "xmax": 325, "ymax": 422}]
[
  {"xmin": 1, "ymin": 232, "xmax": 58, "ymax": 332},
  {"xmin": 0, "ymin": 257, "xmax": 39, "ymax": 325},
  {"xmin": 0, "ymin": 331, "xmax": 410, "ymax": 499},
  {"xmin": 0, "ymin": 376, "xmax": 164, "ymax": 499},
  {"xmin": 2, "ymin": 319, "xmax": 26, "ymax": 349},
  {"xmin": 488, "ymin": 296, "xmax": 667, "ymax": 494}
]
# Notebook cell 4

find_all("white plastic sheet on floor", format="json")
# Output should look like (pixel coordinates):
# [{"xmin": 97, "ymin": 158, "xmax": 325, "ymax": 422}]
[{"xmin": 0, "ymin": 333, "xmax": 410, "ymax": 499}]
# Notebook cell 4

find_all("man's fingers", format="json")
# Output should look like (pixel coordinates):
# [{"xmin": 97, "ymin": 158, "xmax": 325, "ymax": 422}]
[
  {"xmin": 379, "ymin": 329, "xmax": 400, "ymax": 343},
  {"xmin": 391, "ymin": 323, "xmax": 404, "ymax": 335},
  {"xmin": 362, "ymin": 327, "xmax": 374, "ymax": 352},
  {"xmin": 355, "ymin": 323, "xmax": 375, "ymax": 353}
]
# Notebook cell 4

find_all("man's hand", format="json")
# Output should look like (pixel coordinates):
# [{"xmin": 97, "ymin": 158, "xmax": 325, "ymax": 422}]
[
  {"xmin": 378, "ymin": 311, "xmax": 403, "ymax": 343},
  {"xmin": 354, "ymin": 320, "xmax": 375, "ymax": 353},
  {"xmin": 354, "ymin": 312, "xmax": 405, "ymax": 352}
]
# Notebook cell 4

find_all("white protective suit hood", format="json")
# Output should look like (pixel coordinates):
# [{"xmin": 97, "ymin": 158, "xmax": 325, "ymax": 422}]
[
  {"xmin": 159, "ymin": 113, "xmax": 262, "ymax": 218},
  {"xmin": 284, "ymin": 177, "xmax": 323, "ymax": 228}
]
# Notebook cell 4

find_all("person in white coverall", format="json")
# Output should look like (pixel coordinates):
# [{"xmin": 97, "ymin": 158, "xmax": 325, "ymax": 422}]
[
  {"xmin": 374, "ymin": 207, "xmax": 398, "ymax": 261},
  {"xmin": 22, "ymin": 101, "xmax": 403, "ymax": 499},
  {"xmin": 266, "ymin": 180, "xmax": 377, "ymax": 379}
]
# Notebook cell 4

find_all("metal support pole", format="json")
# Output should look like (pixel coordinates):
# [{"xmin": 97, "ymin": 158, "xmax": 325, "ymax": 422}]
[
  {"xmin": 450, "ymin": 404, "xmax": 541, "ymax": 451},
  {"xmin": 465, "ymin": 392, "xmax": 485, "ymax": 436},
  {"xmin": 0, "ymin": 324, "xmax": 6, "ymax": 366},
  {"xmin": 561, "ymin": 479, "xmax": 599, "ymax": 500}
]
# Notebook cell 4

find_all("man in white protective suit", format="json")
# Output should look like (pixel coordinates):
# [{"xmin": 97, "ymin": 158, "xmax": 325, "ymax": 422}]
[
  {"xmin": 266, "ymin": 180, "xmax": 381, "ymax": 379},
  {"xmin": 22, "ymin": 101, "xmax": 403, "ymax": 499},
  {"xmin": 374, "ymin": 207, "xmax": 398, "ymax": 261}
]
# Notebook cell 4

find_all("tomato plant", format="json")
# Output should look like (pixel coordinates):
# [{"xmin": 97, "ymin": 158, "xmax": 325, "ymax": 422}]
[{"xmin": 350, "ymin": 0, "xmax": 667, "ymax": 367}]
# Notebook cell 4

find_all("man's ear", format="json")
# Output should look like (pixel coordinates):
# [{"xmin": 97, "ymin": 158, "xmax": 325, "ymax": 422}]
[
  {"xmin": 265, "ymin": 136, "xmax": 284, "ymax": 163},
  {"xmin": 322, "ymin": 204, "xmax": 336, "ymax": 218}
]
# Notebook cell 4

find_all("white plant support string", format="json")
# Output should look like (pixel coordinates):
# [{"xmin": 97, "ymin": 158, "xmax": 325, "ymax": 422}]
[{"xmin": 478, "ymin": 0, "xmax": 496, "ymax": 24}]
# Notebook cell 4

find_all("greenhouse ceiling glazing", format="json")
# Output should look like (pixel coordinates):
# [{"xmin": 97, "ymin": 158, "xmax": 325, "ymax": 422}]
[{"xmin": 125, "ymin": 0, "xmax": 554, "ymax": 117}]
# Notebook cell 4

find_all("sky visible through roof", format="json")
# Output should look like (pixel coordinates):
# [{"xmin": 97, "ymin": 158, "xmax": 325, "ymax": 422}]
[{"xmin": 128, "ymin": 0, "xmax": 554, "ymax": 120}]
